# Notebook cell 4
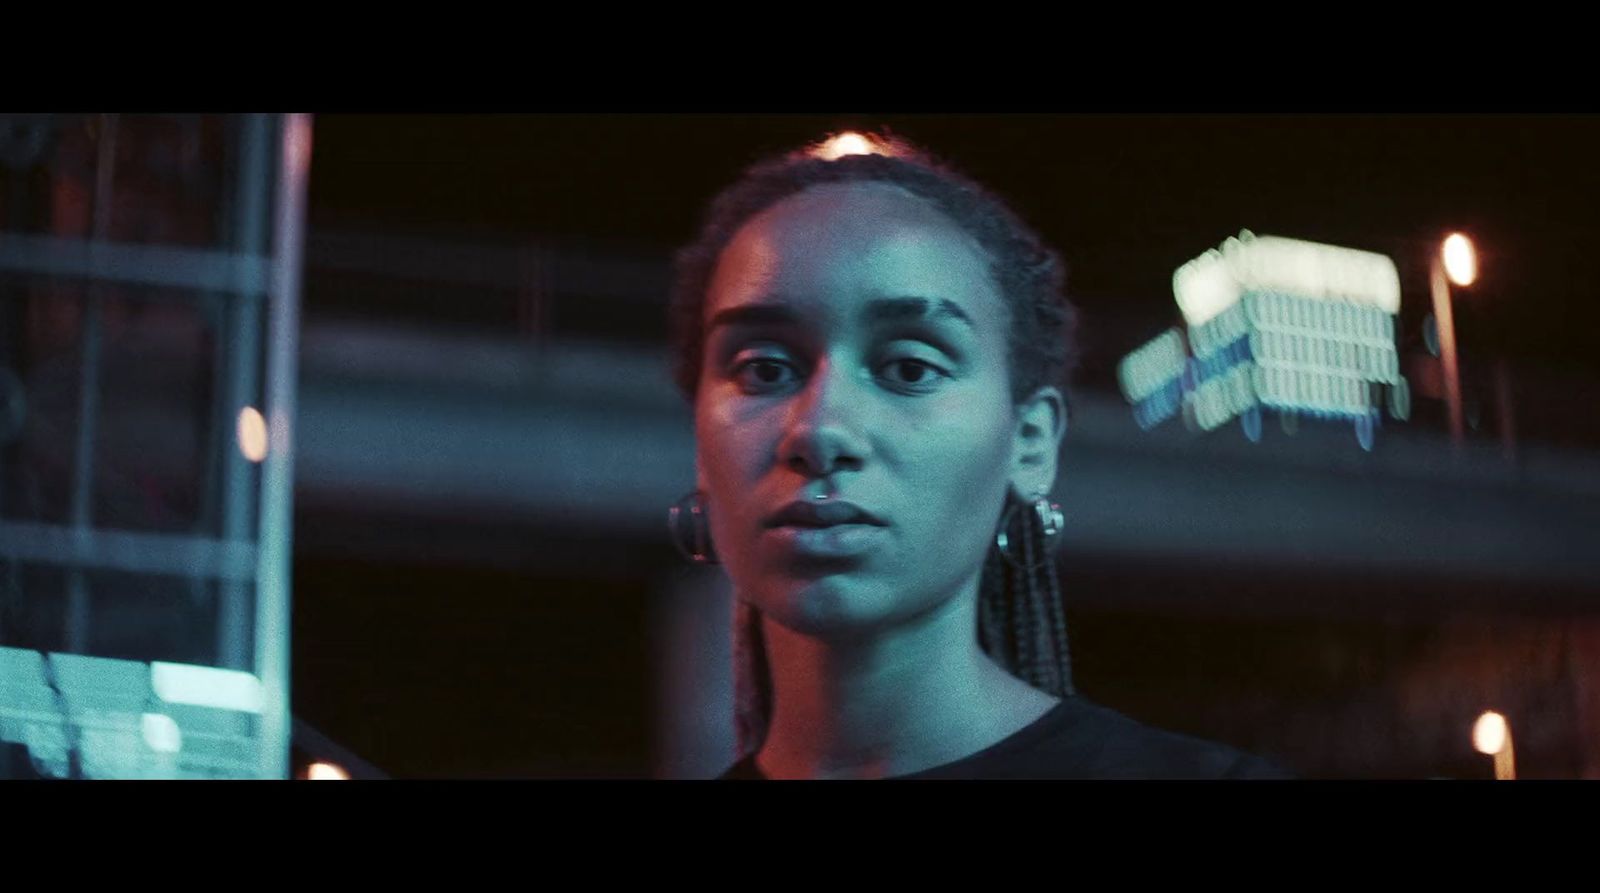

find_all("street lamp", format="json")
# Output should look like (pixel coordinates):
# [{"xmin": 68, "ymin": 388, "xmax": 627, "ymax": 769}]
[
  {"xmin": 814, "ymin": 132, "xmax": 879, "ymax": 160},
  {"xmin": 1443, "ymin": 233, "xmax": 1477, "ymax": 287},
  {"xmin": 1429, "ymin": 232, "xmax": 1476, "ymax": 446},
  {"xmin": 1472, "ymin": 710, "xmax": 1516, "ymax": 781},
  {"xmin": 307, "ymin": 761, "xmax": 350, "ymax": 780}
]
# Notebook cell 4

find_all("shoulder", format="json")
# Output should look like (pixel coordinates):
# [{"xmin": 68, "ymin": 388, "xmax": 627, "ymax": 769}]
[
  {"xmin": 714, "ymin": 697, "xmax": 1294, "ymax": 780},
  {"xmin": 1062, "ymin": 698, "xmax": 1293, "ymax": 779},
  {"xmin": 909, "ymin": 696, "xmax": 1292, "ymax": 779}
]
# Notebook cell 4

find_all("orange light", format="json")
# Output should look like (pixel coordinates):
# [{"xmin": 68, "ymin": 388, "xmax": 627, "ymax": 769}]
[
  {"xmin": 1442, "ymin": 233, "xmax": 1477, "ymax": 287},
  {"xmin": 307, "ymin": 761, "xmax": 350, "ymax": 780},
  {"xmin": 1473, "ymin": 711, "xmax": 1507, "ymax": 755},
  {"xmin": 237, "ymin": 406, "xmax": 268, "ymax": 463},
  {"xmin": 813, "ymin": 132, "xmax": 882, "ymax": 161}
]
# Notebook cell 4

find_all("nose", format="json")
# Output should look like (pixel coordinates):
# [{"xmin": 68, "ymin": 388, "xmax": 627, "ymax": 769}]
[{"xmin": 776, "ymin": 356, "xmax": 870, "ymax": 479}]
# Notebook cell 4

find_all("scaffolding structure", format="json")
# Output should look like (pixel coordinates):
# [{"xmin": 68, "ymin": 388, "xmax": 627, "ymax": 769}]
[{"xmin": 0, "ymin": 114, "xmax": 309, "ymax": 779}]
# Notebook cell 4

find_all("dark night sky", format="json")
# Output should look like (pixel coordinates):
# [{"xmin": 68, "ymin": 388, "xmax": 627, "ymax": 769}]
[{"xmin": 305, "ymin": 114, "xmax": 1600, "ymax": 381}]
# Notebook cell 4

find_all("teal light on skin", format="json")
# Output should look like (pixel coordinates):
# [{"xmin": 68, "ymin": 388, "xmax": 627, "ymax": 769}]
[{"xmin": 694, "ymin": 182, "xmax": 1066, "ymax": 780}]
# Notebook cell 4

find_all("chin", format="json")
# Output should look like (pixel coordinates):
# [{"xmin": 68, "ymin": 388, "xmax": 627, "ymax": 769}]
[
  {"xmin": 755, "ymin": 571, "xmax": 955, "ymax": 643},
  {"xmin": 751, "ymin": 574, "xmax": 898, "ymax": 640}
]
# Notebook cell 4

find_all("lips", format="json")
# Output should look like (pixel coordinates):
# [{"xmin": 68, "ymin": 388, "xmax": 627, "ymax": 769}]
[
  {"xmin": 762, "ymin": 500, "xmax": 890, "ymax": 563},
  {"xmin": 764, "ymin": 500, "xmax": 888, "ymax": 530}
]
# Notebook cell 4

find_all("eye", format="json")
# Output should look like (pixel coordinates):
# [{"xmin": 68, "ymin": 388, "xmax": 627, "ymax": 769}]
[
  {"xmin": 879, "ymin": 357, "xmax": 950, "ymax": 393},
  {"xmin": 732, "ymin": 357, "xmax": 800, "ymax": 393}
]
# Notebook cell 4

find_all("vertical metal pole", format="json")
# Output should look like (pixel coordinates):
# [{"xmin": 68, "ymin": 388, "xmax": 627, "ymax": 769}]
[
  {"xmin": 1428, "ymin": 255, "xmax": 1464, "ymax": 448},
  {"xmin": 255, "ymin": 113, "xmax": 310, "ymax": 782},
  {"xmin": 1494, "ymin": 358, "xmax": 1517, "ymax": 463},
  {"xmin": 1569, "ymin": 622, "xmax": 1600, "ymax": 779},
  {"xmin": 518, "ymin": 241, "xmax": 547, "ymax": 345},
  {"xmin": 217, "ymin": 114, "xmax": 269, "ymax": 670},
  {"xmin": 1492, "ymin": 733, "xmax": 1517, "ymax": 781},
  {"xmin": 66, "ymin": 114, "xmax": 118, "ymax": 655},
  {"xmin": 193, "ymin": 127, "xmax": 239, "ymax": 607}
]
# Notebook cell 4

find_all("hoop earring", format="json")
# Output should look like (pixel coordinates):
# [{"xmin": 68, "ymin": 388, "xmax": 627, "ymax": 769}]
[
  {"xmin": 667, "ymin": 490, "xmax": 720, "ymax": 565},
  {"xmin": 995, "ymin": 493, "xmax": 1064, "ymax": 571}
]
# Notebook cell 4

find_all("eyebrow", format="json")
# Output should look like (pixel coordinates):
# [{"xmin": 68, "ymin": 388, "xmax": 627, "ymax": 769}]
[{"xmin": 707, "ymin": 296, "xmax": 975, "ymax": 333}]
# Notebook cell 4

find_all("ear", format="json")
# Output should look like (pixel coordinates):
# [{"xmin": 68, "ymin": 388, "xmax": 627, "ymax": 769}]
[{"xmin": 1009, "ymin": 385, "xmax": 1067, "ymax": 499}]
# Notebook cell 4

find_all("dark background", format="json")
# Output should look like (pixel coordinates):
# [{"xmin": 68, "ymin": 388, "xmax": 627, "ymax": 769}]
[
  {"xmin": 9, "ymin": 113, "xmax": 1590, "ymax": 779},
  {"xmin": 279, "ymin": 115, "xmax": 1600, "ymax": 779}
]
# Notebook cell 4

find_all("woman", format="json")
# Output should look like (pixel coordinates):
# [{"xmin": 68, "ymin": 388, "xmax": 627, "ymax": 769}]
[{"xmin": 666, "ymin": 133, "xmax": 1288, "ymax": 779}]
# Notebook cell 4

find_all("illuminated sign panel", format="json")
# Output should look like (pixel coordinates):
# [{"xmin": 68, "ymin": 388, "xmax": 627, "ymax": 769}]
[
  {"xmin": 1173, "ymin": 231, "xmax": 1401, "ymax": 326},
  {"xmin": 1118, "ymin": 328, "xmax": 1188, "ymax": 430},
  {"xmin": 1120, "ymin": 232, "xmax": 1410, "ymax": 450},
  {"xmin": 0, "ymin": 646, "xmax": 262, "ymax": 779},
  {"xmin": 0, "ymin": 114, "xmax": 304, "ymax": 779}
]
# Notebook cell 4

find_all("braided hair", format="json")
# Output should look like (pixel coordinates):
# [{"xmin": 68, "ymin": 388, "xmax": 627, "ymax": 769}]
[{"xmin": 670, "ymin": 134, "xmax": 1081, "ymax": 758}]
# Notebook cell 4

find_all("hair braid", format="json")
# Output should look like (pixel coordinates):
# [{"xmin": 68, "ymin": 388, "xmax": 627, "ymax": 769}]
[
  {"xmin": 1014, "ymin": 502, "xmax": 1044, "ymax": 689},
  {"xmin": 1039, "ymin": 521, "xmax": 1075, "ymax": 696},
  {"xmin": 977, "ymin": 546, "xmax": 1008, "ymax": 662},
  {"xmin": 975, "ymin": 494, "xmax": 1076, "ymax": 698}
]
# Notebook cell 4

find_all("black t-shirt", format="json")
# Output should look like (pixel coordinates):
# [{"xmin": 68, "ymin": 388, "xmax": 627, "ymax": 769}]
[{"xmin": 719, "ymin": 696, "xmax": 1291, "ymax": 779}]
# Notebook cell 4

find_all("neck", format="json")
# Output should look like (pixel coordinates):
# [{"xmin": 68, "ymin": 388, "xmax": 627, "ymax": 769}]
[{"xmin": 753, "ymin": 581, "xmax": 1057, "ymax": 780}]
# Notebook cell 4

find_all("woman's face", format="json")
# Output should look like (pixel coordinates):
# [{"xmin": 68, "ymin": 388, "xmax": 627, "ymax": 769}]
[{"xmin": 695, "ymin": 181, "xmax": 1058, "ymax": 639}]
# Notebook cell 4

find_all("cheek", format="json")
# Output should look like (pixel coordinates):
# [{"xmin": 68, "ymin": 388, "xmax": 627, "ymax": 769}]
[
  {"xmin": 695, "ymin": 398, "xmax": 775, "ymax": 500},
  {"xmin": 865, "ymin": 406, "xmax": 1010, "ymax": 608},
  {"xmin": 891, "ymin": 405, "xmax": 1014, "ymax": 532}
]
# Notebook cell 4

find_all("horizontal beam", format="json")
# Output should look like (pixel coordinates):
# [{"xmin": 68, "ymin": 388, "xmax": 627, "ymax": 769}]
[
  {"xmin": 287, "ymin": 329, "xmax": 1600, "ymax": 590},
  {"xmin": 0, "ymin": 521, "xmax": 257, "ymax": 583},
  {"xmin": 0, "ymin": 233, "xmax": 267, "ymax": 297}
]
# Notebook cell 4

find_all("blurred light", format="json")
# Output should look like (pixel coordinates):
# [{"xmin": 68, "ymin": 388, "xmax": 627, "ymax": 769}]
[
  {"xmin": 813, "ymin": 132, "xmax": 883, "ymax": 161},
  {"xmin": 237, "ymin": 406, "xmax": 268, "ymax": 463},
  {"xmin": 1443, "ymin": 233, "xmax": 1477, "ymax": 286},
  {"xmin": 1387, "ymin": 378, "xmax": 1411, "ymax": 420},
  {"xmin": 1118, "ymin": 328, "xmax": 1187, "ymax": 403},
  {"xmin": 1189, "ymin": 363, "xmax": 1259, "ymax": 432},
  {"xmin": 150, "ymin": 662, "xmax": 264, "ymax": 714},
  {"xmin": 1473, "ymin": 710, "xmax": 1508, "ymax": 755},
  {"xmin": 308, "ymin": 761, "xmax": 350, "ymax": 780},
  {"xmin": 1174, "ymin": 232, "xmax": 1401, "ymax": 327},
  {"xmin": 141, "ymin": 713, "xmax": 182, "ymax": 754},
  {"xmin": 1172, "ymin": 248, "xmax": 1239, "ymax": 327},
  {"xmin": 48, "ymin": 652, "xmax": 151, "ymax": 710},
  {"xmin": 288, "ymin": 114, "xmax": 314, "ymax": 175},
  {"xmin": 1, "ymin": 645, "xmax": 55, "ymax": 710}
]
